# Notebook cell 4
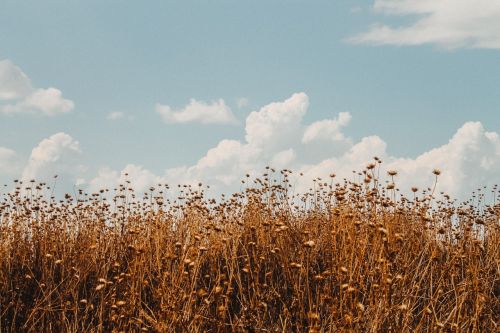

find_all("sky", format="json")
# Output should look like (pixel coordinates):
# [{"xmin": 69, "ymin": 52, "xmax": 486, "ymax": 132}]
[{"xmin": 0, "ymin": 0, "xmax": 499, "ymax": 200}]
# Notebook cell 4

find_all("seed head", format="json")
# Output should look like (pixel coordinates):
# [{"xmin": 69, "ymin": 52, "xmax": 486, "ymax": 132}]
[{"xmin": 303, "ymin": 240, "xmax": 315, "ymax": 248}]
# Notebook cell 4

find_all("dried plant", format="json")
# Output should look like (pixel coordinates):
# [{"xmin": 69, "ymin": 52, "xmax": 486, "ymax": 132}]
[{"xmin": 0, "ymin": 161, "xmax": 498, "ymax": 332}]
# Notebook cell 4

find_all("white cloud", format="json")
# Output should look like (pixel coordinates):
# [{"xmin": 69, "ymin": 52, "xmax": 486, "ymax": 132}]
[
  {"xmin": 90, "ymin": 164, "xmax": 163, "ymax": 193},
  {"xmin": 77, "ymin": 92, "xmax": 499, "ymax": 200},
  {"xmin": 89, "ymin": 167, "xmax": 120, "ymax": 191},
  {"xmin": 349, "ymin": 0, "xmax": 500, "ymax": 49},
  {"xmin": 0, "ymin": 59, "xmax": 74, "ymax": 116},
  {"xmin": 90, "ymin": 93, "xmax": 310, "ymax": 192},
  {"xmin": 161, "ymin": 139, "xmax": 261, "ymax": 188},
  {"xmin": 297, "ymin": 122, "xmax": 500, "ymax": 199},
  {"xmin": 302, "ymin": 112, "xmax": 352, "ymax": 143},
  {"xmin": 166, "ymin": 94, "xmax": 499, "ymax": 199},
  {"xmin": 297, "ymin": 135, "xmax": 388, "ymax": 190},
  {"xmin": 156, "ymin": 98, "xmax": 237, "ymax": 124},
  {"xmin": 159, "ymin": 93, "xmax": 311, "ymax": 189},
  {"xmin": 245, "ymin": 92, "xmax": 308, "ymax": 149},
  {"xmin": 270, "ymin": 149, "xmax": 296, "ymax": 169},
  {"xmin": 21, "ymin": 132, "xmax": 85, "ymax": 183},
  {"xmin": 2, "ymin": 88, "xmax": 74, "ymax": 116},
  {"xmin": 386, "ymin": 122, "xmax": 500, "ymax": 197}
]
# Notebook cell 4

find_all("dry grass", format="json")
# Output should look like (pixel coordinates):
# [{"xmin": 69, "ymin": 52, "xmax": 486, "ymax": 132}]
[{"xmin": 0, "ymin": 162, "xmax": 499, "ymax": 332}]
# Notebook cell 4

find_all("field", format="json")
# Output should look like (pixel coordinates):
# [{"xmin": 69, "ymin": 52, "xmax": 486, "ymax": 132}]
[{"xmin": 0, "ymin": 163, "xmax": 498, "ymax": 332}]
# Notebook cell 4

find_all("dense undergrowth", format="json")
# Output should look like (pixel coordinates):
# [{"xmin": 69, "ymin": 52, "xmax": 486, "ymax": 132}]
[{"xmin": 0, "ymin": 162, "xmax": 499, "ymax": 332}]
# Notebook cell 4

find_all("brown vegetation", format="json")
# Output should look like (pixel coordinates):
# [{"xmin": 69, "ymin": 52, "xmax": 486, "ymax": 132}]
[{"xmin": 0, "ymin": 161, "xmax": 499, "ymax": 332}]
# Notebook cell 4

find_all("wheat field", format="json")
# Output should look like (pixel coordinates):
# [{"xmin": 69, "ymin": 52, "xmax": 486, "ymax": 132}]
[{"xmin": 0, "ymin": 162, "xmax": 498, "ymax": 332}]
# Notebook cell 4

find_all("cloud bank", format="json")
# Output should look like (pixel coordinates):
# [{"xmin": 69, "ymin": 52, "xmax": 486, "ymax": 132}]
[
  {"xmin": 0, "ymin": 59, "xmax": 74, "ymax": 116},
  {"xmin": 349, "ymin": 0, "xmax": 500, "ymax": 49},
  {"xmin": 91, "ymin": 93, "xmax": 499, "ymax": 200},
  {"xmin": 1, "ymin": 93, "xmax": 498, "ymax": 200}
]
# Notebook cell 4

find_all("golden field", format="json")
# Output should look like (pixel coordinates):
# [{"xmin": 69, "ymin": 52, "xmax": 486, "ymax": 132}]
[{"xmin": 0, "ymin": 163, "xmax": 498, "ymax": 332}]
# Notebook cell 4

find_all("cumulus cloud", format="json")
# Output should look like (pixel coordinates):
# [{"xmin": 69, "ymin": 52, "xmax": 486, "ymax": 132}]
[
  {"xmin": 0, "ymin": 59, "xmax": 74, "ymax": 116},
  {"xmin": 88, "ymin": 93, "xmax": 309, "ymax": 192},
  {"xmin": 349, "ymin": 0, "xmax": 500, "ymax": 49},
  {"xmin": 1, "ymin": 88, "xmax": 74, "ymax": 116},
  {"xmin": 90, "ymin": 165, "xmax": 163, "ymax": 193},
  {"xmin": 245, "ymin": 92, "xmax": 308, "ymax": 150},
  {"xmin": 67, "ymin": 92, "xmax": 498, "ymax": 200},
  {"xmin": 21, "ymin": 133, "xmax": 85, "ymax": 184},
  {"xmin": 270, "ymin": 149, "xmax": 296, "ymax": 169},
  {"xmin": 302, "ymin": 112, "xmax": 352, "ymax": 143},
  {"xmin": 152, "ymin": 93, "xmax": 311, "ymax": 190},
  {"xmin": 386, "ymin": 122, "xmax": 500, "ymax": 198},
  {"xmin": 298, "ymin": 122, "xmax": 500, "ymax": 199},
  {"xmin": 156, "ymin": 98, "xmax": 237, "ymax": 124},
  {"xmin": 297, "ymin": 135, "xmax": 388, "ymax": 190},
  {"xmin": 139, "ymin": 93, "xmax": 500, "ymax": 197}
]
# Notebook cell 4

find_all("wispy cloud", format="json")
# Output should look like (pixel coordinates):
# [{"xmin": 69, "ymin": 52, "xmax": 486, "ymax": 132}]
[
  {"xmin": 156, "ymin": 98, "xmax": 237, "ymax": 125},
  {"xmin": 348, "ymin": 0, "xmax": 500, "ymax": 49}
]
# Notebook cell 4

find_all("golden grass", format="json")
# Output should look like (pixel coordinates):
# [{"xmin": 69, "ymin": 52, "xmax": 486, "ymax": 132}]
[{"xmin": 0, "ymin": 163, "xmax": 498, "ymax": 332}]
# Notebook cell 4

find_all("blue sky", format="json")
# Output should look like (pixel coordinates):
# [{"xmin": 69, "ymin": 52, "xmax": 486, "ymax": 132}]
[{"xmin": 1, "ymin": 0, "xmax": 499, "ymax": 199}]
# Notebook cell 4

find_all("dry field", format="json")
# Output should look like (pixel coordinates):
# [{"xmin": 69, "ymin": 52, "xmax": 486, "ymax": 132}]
[{"xmin": 0, "ymin": 161, "xmax": 498, "ymax": 332}]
